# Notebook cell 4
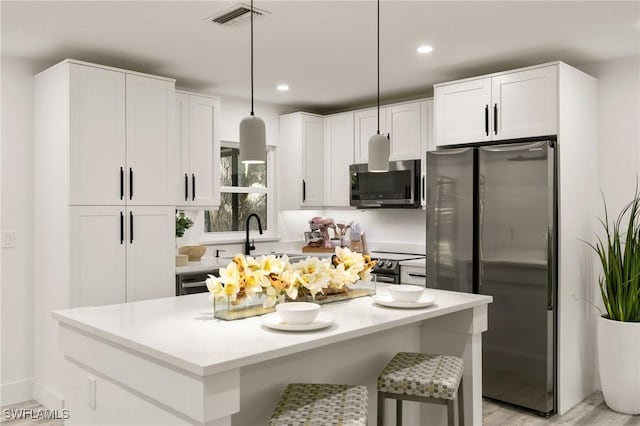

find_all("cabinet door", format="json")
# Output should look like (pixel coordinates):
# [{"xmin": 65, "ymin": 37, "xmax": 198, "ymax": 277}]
[
  {"xmin": 125, "ymin": 74, "xmax": 176, "ymax": 205},
  {"xmin": 69, "ymin": 64, "xmax": 126, "ymax": 205},
  {"xmin": 354, "ymin": 108, "xmax": 386, "ymax": 163},
  {"xmin": 435, "ymin": 77, "xmax": 492, "ymax": 146},
  {"xmin": 70, "ymin": 206, "xmax": 126, "ymax": 307},
  {"xmin": 387, "ymin": 102, "xmax": 423, "ymax": 161},
  {"xmin": 175, "ymin": 92, "xmax": 190, "ymax": 205},
  {"xmin": 301, "ymin": 115, "xmax": 324, "ymax": 206},
  {"xmin": 188, "ymin": 95, "xmax": 221, "ymax": 207},
  {"xmin": 324, "ymin": 112, "xmax": 354, "ymax": 207},
  {"xmin": 421, "ymin": 100, "xmax": 434, "ymax": 207},
  {"xmin": 125, "ymin": 206, "xmax": 175, "ymax": 302},
  {"xmin": 492, "ymin": 66, "xmax": 558, "ymax": 140},
  {"xmin": 277, "ymin": 114, "xmax": 302, "ymax": 210}
]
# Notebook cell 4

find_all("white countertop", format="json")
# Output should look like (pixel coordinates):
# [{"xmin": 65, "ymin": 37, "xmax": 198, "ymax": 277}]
[
  {"xmin": 399, "ymin": 258, "xmax": 427, "ymax": 268},
  {"xmin": 53, "ymin": 286, "xmax": 491, "ymax": 377}
]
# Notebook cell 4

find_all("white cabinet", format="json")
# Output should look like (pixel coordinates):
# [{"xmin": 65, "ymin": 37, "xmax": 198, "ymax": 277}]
[
  {"xmin": 387, "ymin": 102, "xmax": 423, "ymax": 161},
  {"xmin": 491, "ymin": 66, "xmax": 557, "ymax": 140},
  {"xmin": 401, "ymin": 264, "xmax": 427, "ymax": 287},
  {"xmin": 324, "ymin": 112, "xmax": 354, "ymax": 207},
  {"xmin": 278, "ymin": 113, "xmax": 324, "ymax": 209},
  {"xmin": 175, "ymin": 91, "xmax": 221, "ymax": 208},
  {"xmin": 354, "ymin": 102, "xmax": 425, "ymax": 164},
  {"xmin": 69, "ymin": 63, "xmax": 175, "ymax": 206},
  {"xmin": 125, "ymin": 206, "xmax": 175, "ymax": 302},
  {"xmin": 125, "ymin": 75, "xmax": 176, "ymax": 206},
  {"xmin": 70, "ymin": 205, "xmax": 175, "ymax": 307},
  {"xmin": 434, "ymin": 64, "xmax": 558, "ymax": 146},
  {"xmin": 69, "ymin": 65, "xmax": 126, "ymax": 206},
  {"xmin": 70, "ymin": 206, "xmax": 126, "ymax": 307},
  {"xmin": 36, "ymin": 59, "xmax": 176, "ymax": 309},
  {"xmin": 354, "ymin": 107, "xmax": 386, "ymax": 164},
  {"xmin": 435, "ymin": 77, "xmax": 492, "ymax": 146}
]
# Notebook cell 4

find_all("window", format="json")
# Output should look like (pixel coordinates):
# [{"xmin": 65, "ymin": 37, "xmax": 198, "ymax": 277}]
[{"xmin": 204, "ymin": 143, "xmax": 274, "ymax": 235}]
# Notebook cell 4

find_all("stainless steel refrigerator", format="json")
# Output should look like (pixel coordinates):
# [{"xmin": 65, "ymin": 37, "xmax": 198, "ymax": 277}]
[{"xmin": 426, "ymin": 140, "xmax": 557, "ymax": 415}]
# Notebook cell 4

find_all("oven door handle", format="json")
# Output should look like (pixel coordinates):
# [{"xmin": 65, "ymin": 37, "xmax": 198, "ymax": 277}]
[
  {"xmin": 374, "ymin": 275, "xmax": 397, "ymax": 284},
  {"xmin": 181, "ymin": 280, "xmax": 209, "ymax": 288}
]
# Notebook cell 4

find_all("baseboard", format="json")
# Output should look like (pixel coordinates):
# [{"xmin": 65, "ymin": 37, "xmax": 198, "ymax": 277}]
[
  {"xmin": 33, "ymin": 381, "xmax": 64, "ymax": 409},
  {"xmin": 1, "ymin": 378, "xmax": 34, "ymax": 406}
]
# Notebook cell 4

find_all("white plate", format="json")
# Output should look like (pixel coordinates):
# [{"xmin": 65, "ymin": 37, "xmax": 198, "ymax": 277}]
[
  {"xmin": 373, "ymin": 294, "xmax": 436, "ymax": 309},
  {"xmin": 261, "ymin": 312, "xmax": 335, "ymax": 331}
]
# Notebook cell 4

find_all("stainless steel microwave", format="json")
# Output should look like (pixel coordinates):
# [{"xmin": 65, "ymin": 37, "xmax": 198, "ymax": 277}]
[{"xmin": 349, "ymin": 160, "xmax": 421, "ymax": 208}]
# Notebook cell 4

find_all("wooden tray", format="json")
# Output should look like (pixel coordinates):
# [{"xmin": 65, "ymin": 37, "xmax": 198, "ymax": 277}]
[{"xmin": 302, "ymin": 245, "xmax": 336, "ymax": 253}]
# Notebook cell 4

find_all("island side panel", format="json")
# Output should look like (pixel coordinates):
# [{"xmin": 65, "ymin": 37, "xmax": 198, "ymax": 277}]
[{"xmin": 420, "ymin": 304, "xmax": 488, "ymax": 426}]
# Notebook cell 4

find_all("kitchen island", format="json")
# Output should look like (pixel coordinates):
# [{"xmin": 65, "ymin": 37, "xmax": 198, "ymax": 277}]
[{"xmin": 53, "ymin": 287, "xmax": 492, "ymax": 425}]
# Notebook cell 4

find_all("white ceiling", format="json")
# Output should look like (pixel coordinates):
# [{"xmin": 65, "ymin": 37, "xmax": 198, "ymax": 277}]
[{"xmin": 2, "ymin": 1, "xmax": 639, "ymax": 113}]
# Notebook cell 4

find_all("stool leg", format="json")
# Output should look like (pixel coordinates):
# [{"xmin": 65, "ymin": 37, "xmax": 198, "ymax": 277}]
[
  {"xmin": 447, "ymin": 399, "xmax": 455, "ymax": 426},
  {"xmin": 377, "ymin": 392, "xmax": 385, "ymax": 426},
  {"xmin": 396, "ymin": 399, "xmax": 403, "ymax": 426},
  {"xmin": 457, "ymin": 380, "xmax": 465, "ymax": 426}
]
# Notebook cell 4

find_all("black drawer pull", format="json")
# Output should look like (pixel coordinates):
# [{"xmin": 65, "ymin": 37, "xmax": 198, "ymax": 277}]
[{"xmin": 408, "ymin": 273, "xmax": 426, "ymax": 278}]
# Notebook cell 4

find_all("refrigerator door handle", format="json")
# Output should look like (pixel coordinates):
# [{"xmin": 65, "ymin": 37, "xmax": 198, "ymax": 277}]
[
  {"xmin": 480, "ymin": 141, "xmax": 548, "ymax": 152},
  {"xmin": 547, "ymin": 143, "xmax": 557, "ymax": 311}
]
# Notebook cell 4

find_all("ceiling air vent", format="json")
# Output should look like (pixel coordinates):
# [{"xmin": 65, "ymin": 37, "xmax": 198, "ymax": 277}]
[{"xmin": 209, "ymin": 3, "xmax": 270, "ymax": 26}]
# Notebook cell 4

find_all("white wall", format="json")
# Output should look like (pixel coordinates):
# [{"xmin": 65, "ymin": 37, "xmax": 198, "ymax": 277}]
[{"xmin": 0, "ymin": 55, "xmax": 41, "ymax": 405}]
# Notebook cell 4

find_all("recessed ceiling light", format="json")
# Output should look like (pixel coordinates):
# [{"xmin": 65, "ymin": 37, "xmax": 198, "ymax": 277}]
[
  {"xmin": 416, "ymin": 45, "xmax": 433, "ymax": 54},
  {"xmin": 276, "ymin": 84, "xmax": 289, "ymax": 92}
]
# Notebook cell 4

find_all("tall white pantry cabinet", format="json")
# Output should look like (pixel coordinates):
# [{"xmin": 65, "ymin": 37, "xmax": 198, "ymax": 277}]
[{"xmin": 34, "ymin": 61, "xmax": 176, "ymax": 392}]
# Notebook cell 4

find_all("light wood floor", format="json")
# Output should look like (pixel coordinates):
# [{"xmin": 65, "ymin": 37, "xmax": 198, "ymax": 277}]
[
  {"xmin": 2, "ymin": 392, "xmax": 638, "ymax": 425},
  {"xmin": 483, "ymin": 392, "xmax": 640, "ymax": 425}
]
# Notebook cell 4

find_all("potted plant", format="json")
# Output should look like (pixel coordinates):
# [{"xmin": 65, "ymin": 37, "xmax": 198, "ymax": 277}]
[{"xmin": 589, "ymin": 189, "xmax": 640, "ymax": 414}]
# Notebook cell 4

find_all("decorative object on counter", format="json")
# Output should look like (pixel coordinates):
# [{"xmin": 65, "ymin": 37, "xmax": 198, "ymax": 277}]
[
  {"xmin": 175, "ymin": 254, "xmax": 189, "ymax": 267},
  {"xmin": 175, "ymin": 210, "xmax": 194, "ymax": 238},
  {"xmin": 238, "ymin": 0, "xmax": 266, "ymax": 164},
  {"xmin": 335, "ymin": 221, "xmax": 352, "ymax": 248},
  {"xmin": 275, "ymin": 302, "xmax": 320, "ymax": 325},
  {"xmin": 179, "ymin": 245, "xmax": 206, "ymax": 261},
  {"xmin": 207, "ymin": 247, "xmax": 376, "ymax": 320},
  {"xmin": 588, "ymin": 188, "xmax": 640, "ymax": 414},
  {"xmin": 367, "ymin": 0, "xmax": 390, "ymax": 173},
  {"xmin": 306, "ymin": 216, "xmax": 337, "ymax": 249}
]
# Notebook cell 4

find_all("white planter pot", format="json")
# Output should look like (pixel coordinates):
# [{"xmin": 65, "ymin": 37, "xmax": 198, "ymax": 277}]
[{"xmin": 597, "ymin": 316, "xmax": 640, "ymax": 414}]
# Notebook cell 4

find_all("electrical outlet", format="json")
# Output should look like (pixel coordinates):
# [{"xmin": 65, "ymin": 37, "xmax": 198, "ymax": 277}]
[
  {"xmin": 2, "ymin": 231, "xmax": 15, "ymax": 248},
  {"xmin": 88, "ymin": 376, "xmax": 96, "ymax": 409}
]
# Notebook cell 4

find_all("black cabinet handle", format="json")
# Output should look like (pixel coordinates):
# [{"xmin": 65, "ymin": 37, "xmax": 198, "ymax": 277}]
[
  {"xmin": 494, "ymin": 103, "xmax": 498, "ymax": 135},
  {"xmin": 129, "ymin": 211, "xmax": 134, "ymax": 244},
  {"xmin": 184, "ymin": 174, "xmax": 188, "ymax": 201},
  {"xmin": 302, "ymin": 180, "xmax": 306, "ymax": 202},
  {"xmin": 129, "ymin": 168, "xmax": 133, "ymax": 200},
  {"xmin": 120, "ymin": 167, "xmax": 124, "ymax": 200},
  {"xmin": 192, "ymin": 174, "xmax": 196, "ymax": 201},
  {"xmin": 408, "ymin": 273, "xmax": 427, "ymax": 278},
  {"xmin": 120, "ymin": 211, "xmax": 124, "ymax": 244},
  {"xmin": 422, "ymin": 175, "xmax": 426, "ymax": 201},
  {"xmin": 484, "ymin": 105, "xmax": 489, "ymax": 136}
]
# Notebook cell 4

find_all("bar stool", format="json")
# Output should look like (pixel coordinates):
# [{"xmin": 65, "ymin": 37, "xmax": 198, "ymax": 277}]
[
  {"xmin": 377, "ymin": 352, "xmax": 464, "ymax": 426},
  {"xmin": 269, "ymin": 383, "xmax": 368, "ymax": 426}
]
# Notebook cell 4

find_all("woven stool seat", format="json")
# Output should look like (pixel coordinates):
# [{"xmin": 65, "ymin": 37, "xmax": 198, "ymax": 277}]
[
  {"xmin": 378, "ymin": 352, "xmax": 463, "ymax": 400},
  {"xmin": 270, "ymin": 383, "xmax": 368, "ymax": 426}
]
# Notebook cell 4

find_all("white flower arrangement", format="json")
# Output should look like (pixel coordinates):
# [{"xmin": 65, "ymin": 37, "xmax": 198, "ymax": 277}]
[{"xmin": 206, "ymin": 247, "xmax": 376, "ymax": 308}]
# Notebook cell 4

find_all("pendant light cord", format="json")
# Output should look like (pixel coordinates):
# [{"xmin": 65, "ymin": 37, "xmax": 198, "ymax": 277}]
[
  {"xmin": 376, "ymin": 0, "xmax": 380, "ymax": 135},
  {"xmin": 250, "ymin": 0, "xmax": 255, "ymax": 116}
]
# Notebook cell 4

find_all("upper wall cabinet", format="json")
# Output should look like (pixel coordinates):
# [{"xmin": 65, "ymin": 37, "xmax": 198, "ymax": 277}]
[
  {"xmin": 435, "ymin": 64, "xmax": 558, "ymax": 146},
  {"xmin": 354, "ymin": 101, "xmax": 425, "ymax": 164},
  {"xmin": 324, "ymin": 112, "xmax": 354, "ymax": 207},
  {"xmin": 278, "ymin": 113, "xmax": 324, "ymax": 209},
  {"xmin": 69, "ymin": 63, "xmax": 176, "ymax": 205},
  {"xmin": 175, "ymin": 91, "xmax": 221, "ymax": 208}
]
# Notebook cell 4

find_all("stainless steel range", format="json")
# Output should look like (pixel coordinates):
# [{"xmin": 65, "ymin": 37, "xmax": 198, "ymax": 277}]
[{"xmin": 369, "ymin": 252, "xmax": 425, "ymax": 284}]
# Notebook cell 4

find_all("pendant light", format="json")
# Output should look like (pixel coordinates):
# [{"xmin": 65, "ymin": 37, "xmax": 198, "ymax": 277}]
[
  {"xmin": 239, "ymin": 0, "xmax": 266, "ymax": 164},
  {"xmin": 368, "ymin": 0, "xmax": 389, "ymax": 172}
]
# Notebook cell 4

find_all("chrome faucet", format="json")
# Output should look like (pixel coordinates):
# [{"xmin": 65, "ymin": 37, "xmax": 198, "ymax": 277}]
[{"xmin": 244, "ymin": 213, "xmax": 263, "ymax": 255}]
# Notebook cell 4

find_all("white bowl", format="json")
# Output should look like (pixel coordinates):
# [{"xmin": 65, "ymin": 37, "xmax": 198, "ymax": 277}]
[
  {"xmin": 276, "ymin": 302, "xmax": 321, "ymax": 325},
  {"xmin": 387, "ymin": 285, "xmax": 424, "ymax": 303}
]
